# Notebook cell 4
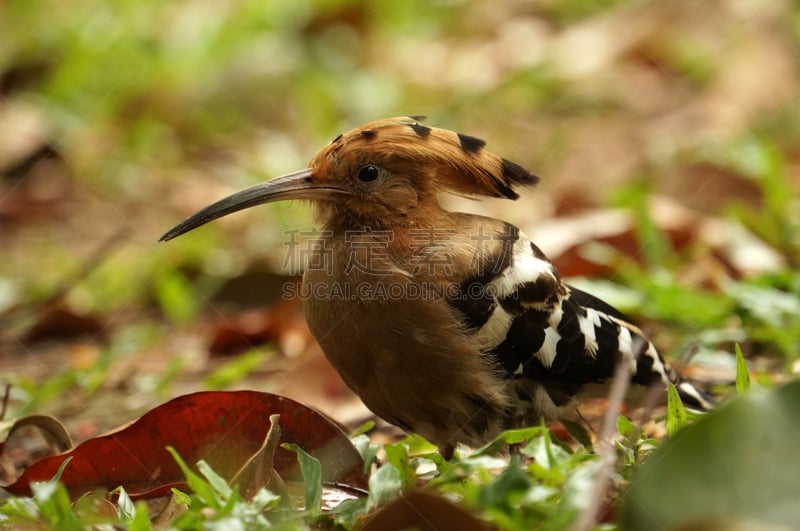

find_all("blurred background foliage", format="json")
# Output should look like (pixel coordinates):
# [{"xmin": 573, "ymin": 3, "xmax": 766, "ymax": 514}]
[{"xmin": 1, "ymin": 0, "xmax": 799, "ymax": 429}]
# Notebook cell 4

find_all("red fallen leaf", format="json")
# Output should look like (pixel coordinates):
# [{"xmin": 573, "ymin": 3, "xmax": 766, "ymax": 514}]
[
  {"xmin": 208, "ymin": 309, "xmax": 274, "ymax": 357},
  {"xmin": 230, "ymin": 413, "xmax": 287, "ymax": 501},
  {"xmin": 0, "ymin": 140, "xmax": 72, "ymax": 225},
  {"xmin": 23, "ymin": 305, "xmax": 106, "ymax": 343},
  {"xmin": 552, "ymin": 192, "xmax": 599, "ymax": 217},
  {"xmin": 0, "ymin": 415, "xmax": 73, "ymax": 485},
  {"xmin": 533, "ymin": 203, "xmax": 698, "ymax": 279},
  {"xmin": 554, "ymin": 225, "xmax": 696, "ymax": 278},
  {"xmin": 550, "ymin": 246, "xmax": 616, "ymax": 280},
  {"xmin": 208, "ymin": 300, "xmax": 312, "ymax": 358},
  {"xmin": 361, "ymin": 490, "xmax": 489, "ymax": 531},
  {"xmin": 210, "ymin": 270, "xmax": 297, "ymax": 308},
  {"xmin": 2, "ymin": 390, "xmax": 367, "ymax": 499}
]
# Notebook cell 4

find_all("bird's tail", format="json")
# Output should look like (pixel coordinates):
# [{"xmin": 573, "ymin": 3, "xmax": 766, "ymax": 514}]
[
  {"xmin": 674, "ymin": 380, "xmax": 716, "ymax": 411},
  {"xmin": 568, "ymin": 286, "xmax": 715, "ymax": 411}
]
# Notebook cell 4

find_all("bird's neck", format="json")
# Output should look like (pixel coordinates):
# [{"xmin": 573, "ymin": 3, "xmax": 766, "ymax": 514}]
[
  {"xmin": 316, "ymin": 200, "xmax": 446, "ymax": 233},
  {"xmin": 310, "ymin": 209, "xmax": 515, "ymax": 283}
]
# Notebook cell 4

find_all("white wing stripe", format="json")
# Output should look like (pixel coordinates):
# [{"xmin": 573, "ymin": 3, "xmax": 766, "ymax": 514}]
[
  {"xmin": 579, "ymin": 308, "xmax": 602, "ymax": 357},
  {"xmin": 489, "ymin": 235, "xmax": 557, "ymax": 298},
  {"xmin": 536, "ymin": 328, "xmax": 561, "ymax": 368},
  {"xmin": 617, "ymin": 325, "xmax": 636, "ymax": 373},
  {"xmin": 474, "ymin": 233, "xmax": 560, "ymax": 350},
  {"xmin": 473, "ymin": 304, "xmax": 514, "ymax": 350}
]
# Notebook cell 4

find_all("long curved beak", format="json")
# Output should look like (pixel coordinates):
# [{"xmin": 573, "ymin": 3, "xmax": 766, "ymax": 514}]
[{"xmin": 159, "ymin": 169, "xmax": 346, "ymax": 241}]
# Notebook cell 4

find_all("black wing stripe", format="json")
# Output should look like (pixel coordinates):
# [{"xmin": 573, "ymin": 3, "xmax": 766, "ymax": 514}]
[
  {"xmin": 451, "ymin": 229, "xmax": 712, "ymax": 412},
  {"xmin": 446, "ymin": 223, "xmax": 519, "ymax": 330},
  {"xmin": 566, "ymin": 285, "xmax": 632, "ymax": 322}
]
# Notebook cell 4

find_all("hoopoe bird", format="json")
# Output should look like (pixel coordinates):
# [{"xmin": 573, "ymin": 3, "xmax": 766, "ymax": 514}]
[{"xmin": 161, "ymin": 116, "xmax": 712, "ymax": 454}]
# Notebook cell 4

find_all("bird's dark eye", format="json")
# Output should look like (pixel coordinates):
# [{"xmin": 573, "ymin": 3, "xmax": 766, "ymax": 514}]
[{"xmin": 357, "ymin": 164, "xmax": 380, "ymax": 183}]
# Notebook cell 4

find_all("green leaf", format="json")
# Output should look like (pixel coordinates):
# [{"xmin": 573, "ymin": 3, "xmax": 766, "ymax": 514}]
[
  {"xmin": 349, "ymin": 420, "xmax": 375, "ymax": 437},
  {"xmin": 384, "ymin": 441, "xmax": 417, "ymax": 491},
  {"xmin": 282, "ymin": 443, "xmax": 322, "ymax": 515},
  {"xmin": 204, "ymin": 348, "xmax": 274, "ymax": 389},
  {"xmin": 198, "ymin": 460, "xmax": 233, "ymax": 500},
  {"xmin": 479, "ymin": 456, "xmax": 533, "ymax": 508},
  {"xmin": 400, "ymin": 433, "xmax": 439, "ymax": 454},
  {"xmin": 727, "ymin": 282, "xmax": 800, "ymax": 328},
  {"xmin": 561, "ymin": 419, "xmax": 593, "ymax": 449},
  {"xmin": 167, "ymin": 446, "xmax": 220, "ymax": 509},
  {"xmin": 328, "ymin": 497, "xmax": 368, "ymax": 528},
  {"xmin": 611, "ymin": 179, "xmax": 672, "ymax": 267},
  {"xmin": 735, "ymin": 344, "xmax": 751, "ymax": 394},
  {"xmin": 665, "ymin": 383, "xmax": 688, "ymax": 436},
  {"xmin": 170, "ymin": 488, "xmax": 193, "ymax": 506},
  {"xmin": 474, "ymin": 425, "xmax": 548, "ymax": 456},
  {"xmin": 616, "ymin": 415, "xmax": 638, "ymax": 438},
  {"xmin": 430, "ymin": 454, "xmax": 508, "ymax": 489},
  {"xmin": 154, "ymin": 268, "xmax": 200, "ymax": 325},
  {"xmin": 368, "ymin": 463, "xmax": 402, "ymax": 510},
  {"xmin": 250, "ymin": 488, "xmax": 282, "ymax": 511},
  {"xmin": 623, "ymin": 382, "xmax": 800, "ymax": 530},
  {"xmin": 24, "ymin": 458, "xmax": 77, "ymax": 528},
  {"xmin": 113, "ymin": 486, "xmax": 135, "ymax": 520},
  {"xmin": 126, "ymin": 501, "xmax": 152, "ymax": 531},
  {"xmin": 30, "ymin": 456, "xmax": 72, "ymax": 503},
  {"xmin": 351, "ymin": 433, "xmax": 380, "ymax": 474},
  {"xmin": 1, "ymin": 496, "xmax": 39, "ymax": 522}
]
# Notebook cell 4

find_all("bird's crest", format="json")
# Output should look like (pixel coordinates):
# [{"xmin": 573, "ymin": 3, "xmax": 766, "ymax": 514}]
[{"xmin": 315, "ymin": 116, "xmax": 538, "ymax": 200}]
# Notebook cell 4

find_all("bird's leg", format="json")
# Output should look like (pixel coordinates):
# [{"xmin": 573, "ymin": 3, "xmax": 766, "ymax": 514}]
[{"xmin": 439, "ymin": 444, "xmax": 455, "ymax": 461}]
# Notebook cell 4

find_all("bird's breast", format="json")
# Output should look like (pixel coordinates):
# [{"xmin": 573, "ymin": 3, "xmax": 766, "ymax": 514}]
[{"xmin": 299, "ymin": 238, "xmax": 511, "ymax": 446}]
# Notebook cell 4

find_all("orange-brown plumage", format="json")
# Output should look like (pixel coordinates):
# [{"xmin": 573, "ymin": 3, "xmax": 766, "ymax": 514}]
[
  {"xmin": 307, "ymin": 117, "xmax": 536, "ymax": 230},
  {"xmin": 161, "ymin": 116, "xmax": 712, "ymax": 454}
]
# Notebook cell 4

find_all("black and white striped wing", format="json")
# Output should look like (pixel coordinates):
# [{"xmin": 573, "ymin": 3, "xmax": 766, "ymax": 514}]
[{"xmin": 449, "ymin": 226, "xmax": 711, "ymax": 417}]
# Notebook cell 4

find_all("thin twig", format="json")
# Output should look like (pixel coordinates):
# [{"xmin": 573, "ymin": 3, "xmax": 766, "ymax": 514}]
[
  {"xmin": 41, "ymin": 226, "xmax": 132, "ymax": 310},
  {"xmin": 571, "ymin": 361, "xmax": 630, "ymax": 531},
  {"xmin": 0, "ymin": 225, "xmax": 130, "ymax": 327}
]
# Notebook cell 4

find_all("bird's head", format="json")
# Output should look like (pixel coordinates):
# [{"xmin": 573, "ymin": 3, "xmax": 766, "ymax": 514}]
[{"xmin": 160, "ymin": 116, "xmax": 538, "ymax": 240}]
